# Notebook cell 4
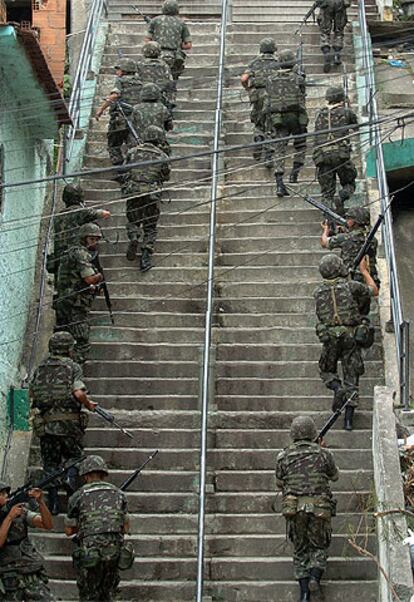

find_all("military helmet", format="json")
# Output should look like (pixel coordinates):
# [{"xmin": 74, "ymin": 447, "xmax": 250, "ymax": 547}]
[
  {"xmin": 79, "ymin": 455, "xmax": 109, "ymax": 477},
  {"xmin": 143, "ymin": 41, "xmax": 161, "ymax": 58},
  {"xmin": 326, "ymin": 86, "xmax": 345, "ymax": 104},
  {"xmin": 162, "ymin": 0, "xmax": 179, "ymax": 15},
  {"xmin": 141, "ymin": 82, "xmax": 161, "ymax": 101},
  {"xmin": 62, "ymin": 184, "xmax": 84, "ymax": 207},
  {"xmin": 49, "ymin": 331, "xmax": 75, "ymax": 354},
  {"xmin": 319, "ymin": 253, "xmax": 347, "ymax": 279},
  {"xmin": 290, "ymin": 416, "xmax": 318, "ymax": 441},
  {"xmin": 259, "ymin": 38, "xmax": 276, "ymax": 54},
  {"xmin": 345, "ymin": 206, "xmax": 370, "ymax": 226},
  {"xmin": 143, "ymin": 125, "xmax": 165, "ymax": 144},
  {"xmin": 0, "ymin": 481, "xmax": 11, "ymax": 494},
  {"xmin": 279, "ymin": 49, "xmax": 296, "ymax": 68},
  {"xmin": 78, "ymin": 222, "xmax": 102, "ymax": 242},
  {"xmin": 115, "ymin": 59, "xmax": 137, "ymax": 74}
]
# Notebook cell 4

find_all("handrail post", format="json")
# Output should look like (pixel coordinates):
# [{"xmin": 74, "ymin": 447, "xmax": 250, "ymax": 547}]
[{"xmin": 196, "ymin": 0, "xmax": 229, "ymax": 600}]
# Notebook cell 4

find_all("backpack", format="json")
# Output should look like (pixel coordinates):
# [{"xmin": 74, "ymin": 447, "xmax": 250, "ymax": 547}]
[{"xmin": 266, "ymin": 70, "xmax": 302, "ymax": 113}]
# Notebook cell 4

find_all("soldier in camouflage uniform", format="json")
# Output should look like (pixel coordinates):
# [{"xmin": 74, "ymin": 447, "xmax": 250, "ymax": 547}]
[
  {"xmin": 131, "ymin": 83, "xmax": 173, "ymax": 152},
  {"xmin": 47, "ymin": 184, "xmax": 110, "ymax": 277},
  {"xmin": 317, "ymin": 0, "xmax": 351, "ymax": 72},
  {"xmin": 29, "ymin": 332, "xmax": 97, "ymax": 515},
  {"xmin": 313, "ymin": 86, "xmax": 358, "ymax": 217},
  {"xmin": 121, "ymin": 126, "xmax": 171, "ymax": 272},
  {"xmin": 321, "ymin": 206, "xmax": 380, "ymax": 288},
  {"xmin": 276, "ymin": 416, "xmax": 339, "ymax": 602},
  {"xmin": 145, "ymin": 0, "xmax": 192, "ymax": 81},
  {"xmin": 95, "ymin": 59, "xmax": 143, "ymax": 167},
  {"xmin": 136, "ymin": 41, "xmax": 175, "ymax": 115},
  {"xmin": 314, "ymin": 254, "xmax": 378, "ymax": 430},
  {"xmin": 64, "ymin": 456, "xmax": 133, "ymax": 602},
  {"xmin": 265, "ymin": 49, "xmax": 308, "ymax": 197},
  {"xmin": 240, "ymin": 38, "xmax": 279, "ymax": 163},
  {"xmin": 0, "ymin": 483, "xmax": 54, "ymax": 601},
  {"xmin": 55, "ymin": 223, "xmax": 103, "ymax": 364}
]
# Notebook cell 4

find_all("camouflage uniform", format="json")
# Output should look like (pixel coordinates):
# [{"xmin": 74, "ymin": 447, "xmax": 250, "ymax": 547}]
[
  {"xmin": 318, "ymin": 0, "xmax": 351, "ymax": 66},
  {"xmin": 276, "ymin": 417, "xmax": 339, "ymax": 601},
  {"xmin": 146, "ymin": 0, "xmax": 192, "ymax": 80},
  {"xmin": 55, "ymin": 224, "xmax": 102, "ymax": 363},
  {"xmin": 136, "ymin": 42, "xmax": 175, "ymax": 114},
  {"xmin": 314, "ymin": 254, "xmax": 373, "ymax": 420},
  {"xmin": 107, "ymin": 60, "xmax": 142, "ymax": 165},
  {"xmin": 29, "ymin": 332, "xmax": 88, "ymax": 512},
  {"xmin": 0, "ymin": 483, "xmax": 54, "ymax": 602},
  {"xmin": 313, "ymin": 87, "xmax": 358, "ymax": 214},
  {"xmin": 131, "ymin": 83, "xmax": 173, "ymax": 155},
  {"xmin": 122, "ymin": 126, "xmax": 171, "ymax": 269},
  {"xmin": 242, "ymin": 38, "xmax": 279, "ymax": 160},
  {"xmin": 327, "ymin": 207, "xmax": 380, "ymax": 288},
  {"xmin": 65, "ymin": 456, "xmax": 132, "ymax": 602},
  {"xmin": 265, "ymin": 50, "xmax": 308, "ymax": 195}
]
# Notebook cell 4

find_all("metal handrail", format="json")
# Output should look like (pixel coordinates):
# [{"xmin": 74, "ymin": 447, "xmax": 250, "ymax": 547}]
[
  {"xmin": 196, "ymin": 0, "xmax": 229, "ymax": 599},
  {"xmin": 65, "ymin": 0, "xmax": 108, "ymax": 166},
  {"xmin": 358, "ymin": 0, "xmax": 410, "ymax": 408}
]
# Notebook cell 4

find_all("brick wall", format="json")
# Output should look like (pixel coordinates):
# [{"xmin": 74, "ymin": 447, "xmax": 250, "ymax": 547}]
[
  {"xmin": 0, "ymin": 0, "xmax": 7, "ymax": 24},
  {"xmin": 32, "ymin": 0, "xmax": 66, "ymax": 87}
]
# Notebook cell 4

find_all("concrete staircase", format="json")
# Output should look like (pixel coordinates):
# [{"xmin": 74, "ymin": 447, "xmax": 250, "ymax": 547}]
[{"xmin": 28, "ymin": 0, "xmax": 382, "ymax": 600}]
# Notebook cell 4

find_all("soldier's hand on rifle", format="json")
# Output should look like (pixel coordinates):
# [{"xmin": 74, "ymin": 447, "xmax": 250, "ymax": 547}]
[
  {"xmin": 359, "ymin": 255, "xmax": 369, "ymax": 274},
  {"xmin": 321, "ymin": 221, "xmax": 330, "ymax": 232},
  {"xmin": 8, "ymin": 504, "xmax": 26, "ymax": 520},
  {"xmin": 86, "ymin": 400, "xmax": 98, "ymax": 412},
  {"xmin": 318, "ymin": 437, "xmax": 327, "ymax": 448},
  {"xmin": 102, "ymin": 210, "xmax": 111, "ymax": 219},
  {"xmin": 28, "ymin": 488, "xmax": 44, "ymax": 502}
]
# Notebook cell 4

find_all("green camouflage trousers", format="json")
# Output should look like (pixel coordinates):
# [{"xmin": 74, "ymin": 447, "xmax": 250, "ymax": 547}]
[
  {"xmin": 126, "ymin": 193, "xmax": 161, "ymax": 252},
  {"xmin": 268, "ymin": 112, "xmax": 308, "ymax": 175},
  {"xmin": 40, "ymin": 434, "xmax": 83, "ymax": 477},
  {"xmin": 160, "ymin": 49, "xmax": 186, "ymax": 80},
  {"xmin": 0, "ymin": 570, "xmax": 54, "ymax": 601},
  {"xmin": 55, "ymin": 302, "xmax": 91, "ymax": 364},
  {"xmin": 107, "ymin": 114, "xmax": 129, "ymax": 166},
  {"xmin": 316, "ymin": 156, "xmax": 357, "ymax": 211},
  {"xmin": 288, "ymin": 512, "xmax": 332, "ymax": 579},
  {"xmin": 318, "ymin": 6, "xmax": 347, "ymax": 51},
  {"xmin": 74, "ymin": 535, "xmax": 122, "ymax": 602}
]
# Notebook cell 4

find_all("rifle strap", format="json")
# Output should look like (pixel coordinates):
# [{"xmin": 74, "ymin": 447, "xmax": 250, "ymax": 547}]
[{"xmin": 330, "ymin": 285, "xmax": 342, "ymax": 326}]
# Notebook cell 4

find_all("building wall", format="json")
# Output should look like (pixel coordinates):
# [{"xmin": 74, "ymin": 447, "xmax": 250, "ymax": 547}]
[
  {"xmin": 0, "ymin": 77, "xmax": 53, "ymax": 467},
  {"xmin": 0, "ymin": 0, "xmax": 6, "ymax": 24},
  {"xmin": 33, "ymin": 0, "xmax": 66, "ymax": 87}
]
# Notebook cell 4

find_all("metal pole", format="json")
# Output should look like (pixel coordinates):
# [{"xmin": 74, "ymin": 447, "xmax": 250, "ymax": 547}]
[{"xmin": 196, "ymin": 0, "xmax": 229, "ymax": 600}]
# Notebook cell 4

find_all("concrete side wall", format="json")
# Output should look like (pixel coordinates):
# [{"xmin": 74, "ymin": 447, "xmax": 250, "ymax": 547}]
[{"xmin": 0, "ymin": 77, "xmax": 53, "ymax": 472}]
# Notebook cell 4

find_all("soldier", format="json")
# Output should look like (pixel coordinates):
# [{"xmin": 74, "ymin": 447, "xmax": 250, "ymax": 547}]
[
  {"xmin": 276, "ymin": 416, "xmax": 339, "ymax": 602},
  {"xmin": 131, "ymin": 83, "xmax": 173, "ymax": 149},
  {"xmin": 144, "ymin": 0, "xmax": 192, "ymax": 82},
  {"xmin": 314, "ymin": 254, "xmax": 378, "ymax": 430},
  {"xmin": 64, "ymin": 455, "xmax": 133, "ymax": 602},
  {"xmin": 317, "ymin": 0, "xmax": 351, "ymax": 73},
  {"xmin": 313, "ymin": 86, "xmax": 358, "ymax": 218},
  {"xmin": 265, "ymin": 49, "xmax": 308, "ymax": 196},
  {"xmin": 55, "ymin": 223, "xmax": 103, "ymax": 364},
  {"xmin": 240, "ymin": 38, "xmax": 280, "ymax": 163},
  {"xmin": 29, "ymin": 331, "xmax": 97, "ymax": 515},
  {"xmin": 121, "ymin": 126, "xmax": 171, "ymax": 272},
  {"xmin": 95, "ymin": 59, "xmax": 142, "ymax": 167},
  {"xmin": 0, "ymin": 483, "xmax": 54, "ymax": 601},
  {"xmin": 136, "ymin": 41, "xmax": 175, "ymax": 115},
  {"xmin": 47, "ymin": 184, "xmax": 110, "ymax": 277},
  {"xmin": 320, "ymin": 206, "xmax": 380, "ymax": 288}
]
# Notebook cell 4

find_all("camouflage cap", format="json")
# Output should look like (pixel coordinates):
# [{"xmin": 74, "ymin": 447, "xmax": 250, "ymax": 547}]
[
  {"xmin": 279, "ymin": 49, "xmax": 296, "ymax": 68},
  {"xmin": 79, "ymin": 455, "xmax": 109, "ymax": 477},
  {"xmin": 49, "ymin": 331, "xmax": 75, "ymax": 354},
  {"xmin": 345, "ymin": 206, "xmax": 370, "ymax": 226},
  {"xmin": 162, "ymin": 0, "xmax": 179, "ymax": 15},
  {"xmin": 115, "ymin": 59, "xmax": 137, "ymax": 74},
  {"xmin": 78, "ymin": 222, "xmax": 102, "ymax": 241},
  {"xmin": 62, "ymin": 184, "xmax": 84, "ymax": 206},
  {"xmin": 143, "ymin": 125, "xmax": 165, "ymax": 143},
  {"xmin": 141, "ymin": 82, "xmax": 161, "ymax": 101},
  {"xmin": 326, "ymin": 86, "xmax": 345, "ymax": 103},
  {"xmin": 259, "ymin": 38, "xmax": 276, "ymax": 54},
  {"xmin": 319, "ymin": 253, "xmax": 347, "ymax": 279},
  {"xmin": 290, "ymin": 416, "xmax": 317, "ymax": 441},
  {"xmin": 143, "ymin": 41, "xmax": 161, "ymax": 58},
  {"xmin": 0, "ymin": 481, "xmax": 11, "ymax": 494}
]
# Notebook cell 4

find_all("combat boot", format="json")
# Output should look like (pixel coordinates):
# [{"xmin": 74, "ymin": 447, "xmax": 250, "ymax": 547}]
[
  {"xmin": 275, "ymin": 175, "xmax": 289, "ymax": 197},
  {"xmin": 309, "ymin": 568, "xmax": 325, "ymax": 600},
  {"xmin": 333, "ymin": 50, "xmax": 342, "ymax": 65},
  {"xmin": 253, "ymin": 135, "xmax": 264, "ymax": 162},
  {"xmin": 126, "ymin": 239, "xmax": 139, "ymax": 261},
  {"xmin": 322, "ymin": 47, "xmax": 331, "ymax": 73},
  {"xmin": 47, "ymin": 487, "xmax": 60, "ymax": 516},
  {"xmin": 289, "ymin": 162, "xmax": 302, "ymax": 183},
  {"xmin": 298, "ymin": 578, "xmax": 310, "ymax": 601},
  {"xmin": 344, "ymin": 406, "xmax": 354, "ymax": 431},
  {"xmin": 140, "ymin": 249, "xmax": 153, "ymax": 272}
]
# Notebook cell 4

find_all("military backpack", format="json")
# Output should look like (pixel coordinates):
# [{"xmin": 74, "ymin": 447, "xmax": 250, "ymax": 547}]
[{"xmin": 266, "ymin": 70, "xmax": 302, "ymax": 113}]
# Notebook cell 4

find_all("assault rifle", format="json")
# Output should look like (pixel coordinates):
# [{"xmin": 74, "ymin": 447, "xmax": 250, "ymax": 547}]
[
  {"xmin": 343, "ymin": 62, "xmax": 350, "ymax": 108},
  {"xmin": 295, "ymin": 0, "xmax": 322, "ymax": 34},
  {"xmin": 296, "ymin": 37, "xmax": 305, "ymax": 77},
  {"xmin": 120, "ymin": 450, "xmax": 159, "ymax": 491},
  {"xmin": 116, "ymin": 100, "xmax": 142, "ymax": 145},
  {"xmin": 0, "ymin": 456, "xmax": 86, "ymax": 524},
  {"xmin": 299, "ymin": 193, "xmax": 348, "ymax": 228},
  {"xmin": 132, "ymin": 5, "xmax": 151, "ymax": 23},
  {"xmin": 91, "ymin": 250, "xmax": 114, "ymax": 325},
  {"xmin": 316, "ymin": 391, "xmax": 357, "ymax": 442},
  {"xmin": 351, "ymin": 213, "xmax": 384, "ymax": 277},
  {"xmin": 94, "ymin": 405, "xmax": 134, "ymax": 439}
]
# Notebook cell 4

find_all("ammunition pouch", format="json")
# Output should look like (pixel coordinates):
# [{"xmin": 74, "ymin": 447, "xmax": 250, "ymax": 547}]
[
  {"xmin": 0, "ymin": 574, "xmax": 20, "ymax": 591},
  {"xmin": 118, "ymin": 542, "xmax": 135, "ymax": 571},
  {"xmin": 354, "ymin": 318, "xmax": 375, "ymax": 349},
  {"xmin": 281, "ymin": 494, "xmax": 298, "ymax": 517},
  {"xmin": 316, "ymin": 323, "xmax": 330, "ymax": 343},
  {"xmin": 72, "ymin": 547, "xmax": 100, "ymax": 570},
  {"xmin": 297, "ymin": 496, "xmax": 332, "ymax": 520},
  {"xmin": 79, "ymin": 412, "xmax": 89, "ymax": 432}
]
